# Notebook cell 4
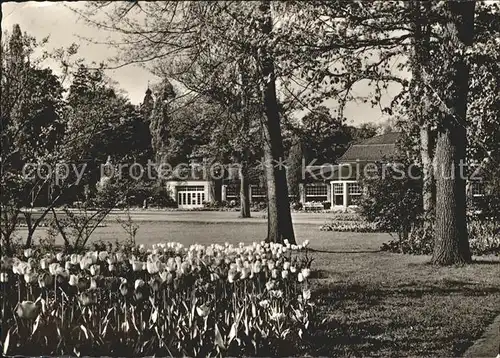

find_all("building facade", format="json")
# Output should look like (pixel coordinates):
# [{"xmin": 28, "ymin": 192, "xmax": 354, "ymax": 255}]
[{"xmin": 300, "ymin": 132, "xmax": 401, "ymax": 210}]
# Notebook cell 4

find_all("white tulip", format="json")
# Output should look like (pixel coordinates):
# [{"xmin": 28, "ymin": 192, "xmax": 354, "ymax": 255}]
[
  {"xmin": 40, "ymin": 258, "xmax": 49, "ymax": 270},
  {"xmin": 48, "ymin": 263, "xmax": 60, "ymax": 276},
  {"xmin": 98, "ymin": 251, "xmax": 108, "ymax": 261},
  {"xmin": 259, "ymin": 299, "xmax": 270, "ymax": 308},
  {"xmin": 271, "ymin": 269, "xmax": 278, "ymax": 279},
  {"xmin": 69, "ymin": 274, "xmax": 79, "ymax": 287},
  {"xmin": 89, "ymin": 278, "xmax": 98, "ymax": 291},
  {"xmin": 89, "ymin": 265, "xmax": 100, "ymax": 276},
  {"xmin": 134, "ymin": 279, "xmax": 145, "ymax": 290},
  {"xmin": 302, "ymin": 289, "xmax": 311, "ymax": 301}
]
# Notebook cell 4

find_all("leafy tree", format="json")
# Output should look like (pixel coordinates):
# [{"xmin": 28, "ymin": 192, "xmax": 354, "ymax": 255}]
[
  {"xmin": 300, "ymin": 106, "xmax": 351, "ymax": 163},
  {"xmin": 1, "ymin": 25, "xmax": 65, "ymax": 251},
  {"xmin": 346, "ymin": 123, "xmax": 379, "ymax": 143},
  {"xmin": 64, "ymin": 64, "xmax": 154, "ymax": 206},
  {"xmin": 149, "ymin": 78, "xmax": 176, "ymax": 165}
]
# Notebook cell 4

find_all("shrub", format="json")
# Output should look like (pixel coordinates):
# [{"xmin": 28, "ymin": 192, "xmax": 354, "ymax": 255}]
[
  {"xmin": 380, "ymin": 220, "xmax": 434, "ymax": 254},
  {"xmin": 251, "ymin": 201, "xmax": 267, "ymax": 211},
  {"xmin": 203, "ymin": 200, "xmax": 222, "ymax": 208},
  {"xmin": 468, "ymin": 219, "xmax": 500, "ymax": 256},
  {"xmin": 358, "ymin": 161, "xmax": 423, "ymax": 240},
  {"xmin": 148, "ymin": 184, "xmax": 176, "ymax": 208},
  {"xmin": 381, "ymin": 219, "xmax": 500, "ymax": 256}
]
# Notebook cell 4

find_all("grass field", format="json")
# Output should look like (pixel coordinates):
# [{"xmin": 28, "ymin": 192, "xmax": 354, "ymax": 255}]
[
  {"xmin": 18, "ymin": 219, "xmax": 500, "ymax": 356},
  {"xmin": 307, "ymin": 244, "xmax": 500, "ymax": 356}
]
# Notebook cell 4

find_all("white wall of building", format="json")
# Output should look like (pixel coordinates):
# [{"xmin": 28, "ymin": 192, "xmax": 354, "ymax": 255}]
[{"xmin": 165, "ymin": 181, "xmax": 212, "ymax": 208}]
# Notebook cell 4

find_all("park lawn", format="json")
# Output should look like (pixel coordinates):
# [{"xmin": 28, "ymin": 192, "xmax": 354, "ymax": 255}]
[
  {"xmin": 29, "ymin": 221, "xmax": 500, "ymax": 356},
  {"xmin": 304, "ymin": 240, "xmax": 500, "ymax": 357}
]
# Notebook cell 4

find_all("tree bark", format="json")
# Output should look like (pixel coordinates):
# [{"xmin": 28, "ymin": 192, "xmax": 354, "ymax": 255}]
[
  {"xmin": 286, "ymin": 138, "xmax": 303, "ymax": 203},
  {"xmin": 420, "ymin": 125, "xmax": 435, "ymax": 213},
  {"xmin": 432, "ymin": 0, "xmax": 475, "ymax": 265},
  {"xmin": 411, "ymin": 0, "xmax": 435, "ymax": 216},
  {"xmin": 239, "ymin": 158, "xmax": 251, "ymax": 218},
  {"xmin": 258, "ymin": 0, "xmax": 295, "ymax": 244},
  {"xmin": 237, "ymin": 62, "xmax": 251, "ymax": 219}
]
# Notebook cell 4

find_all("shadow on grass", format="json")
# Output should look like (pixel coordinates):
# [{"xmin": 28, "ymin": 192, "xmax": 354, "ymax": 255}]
[
  {"xmin": 471, "ymin": 259, "xmax": 500, "ymax": 265},
  {"xmin": 305, "ymin": 280, "xmax": 500, "ymax": 357},
  {"xmin": 308, "ymin": 248, "xmax": 382, "ymax": 254}
]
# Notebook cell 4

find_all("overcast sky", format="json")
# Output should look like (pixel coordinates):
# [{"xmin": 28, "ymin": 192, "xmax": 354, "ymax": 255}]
[{"xmin": 1, "ymin": 1, "xmax": 396, "ymax": 126}]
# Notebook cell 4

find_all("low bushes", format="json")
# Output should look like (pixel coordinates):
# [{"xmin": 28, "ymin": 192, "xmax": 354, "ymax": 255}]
[
  {"xmin": 467, "ymin": 219, "xmax": 500, "ymax": 256},
  {"xmin": 319, "ymin": 220, "xmax": 382, "ymax": 233},
  {"xmin": 328, "ymin": 213, "xmax": 363, "ymax": 222},
  {"xmin": 381, "ymin": 219, "xmax": 500, "ymax": 256},
  {"xmin": 0, "ymin": 240, "xmax": 315, "ymax": 357}
]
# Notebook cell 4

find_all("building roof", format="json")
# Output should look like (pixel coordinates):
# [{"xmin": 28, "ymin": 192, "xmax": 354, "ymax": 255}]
[
  {"xmin": 222, "ymin": 165, "xmax": 264, "ymax": 184},
  {"xmin": 338, "ymin": 132, "xmax": 401, "ymax": 163},
  {"xmin": 166, "ymin": 164, "xmax": 264, "ymax": 183},
  {"xmin": 304, "ymin": 163, "xmax": 374, "ymax": 182},
  {"xmin": 354, "ymin": 132, "xmax": 401, "ymax": 145},
  {"xmin": 167, "ymin": 164, "xmax": 210, "ymax": 182}
]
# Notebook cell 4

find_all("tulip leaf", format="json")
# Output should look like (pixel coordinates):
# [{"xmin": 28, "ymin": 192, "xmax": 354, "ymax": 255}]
[
  {"xmin": 214, "ymin": 323, "xmax": 225, "ymax": 350},
  {"xmin": 32, "ymin": 314, "xmax": 41, "ymax": 334},
  {"xmin": 80, "ymin": 324, "xmax": 89, "ymax": 339},
  {"xmin": 3, "ymin": 328, "xmax": 11, "ymax": 356},
  {"xmin": 151, "ymin": 308, "xmax": 158, "ymax": 324},
  {"xmin": 228, "ymin": 322, "xmax": 238, "ymax": 343}
]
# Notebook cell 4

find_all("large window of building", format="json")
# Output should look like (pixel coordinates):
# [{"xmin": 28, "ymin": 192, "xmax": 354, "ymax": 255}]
[
  {"xmin": 332, "ymin": 182, "xmax": 344, "ymax": 206},
  {"xmin": 331, "ymin": 181, "xmax": 362, "ymax": 207},
  {"xmin": 305, "ymin": 184, "xmax": 328, "ymax": 202},
  {"xmin": 251, "ymin": 185, "xmax": 266, "ymax": 200},
  {"xmin": 226, "ymin": 184, "xmax": 239, "ymax": 199},
  {"xmin": 347, "ymin": 182, "xmax": 361, "ymax": 195},
  {"xmin": 347, "ymin": 182, "xmax": 362, "ymax": 205},
  {"xmin": 177, "ymin": 186, "xmax": 205, "ymax": 192},
  {"xmin": 224, "ymin": 184, "xmax": 267, "ymax": 202}
]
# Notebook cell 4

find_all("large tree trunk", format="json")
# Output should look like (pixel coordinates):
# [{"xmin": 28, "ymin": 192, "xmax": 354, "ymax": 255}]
[
  {"xmin": 258, "ymin": 0, "xmax": 295, "ymax": 244},
  {"xmin": 432, "ymin": 1, "xmax": 475, "ymax": 265},
  {"xmin": 411, "ymin": 0, "xmax": 435, "ymax": 216},
  {"xmin": 420, "ymin": 125, "xmax": 435, "ymax": 213},
  {"xmin": 237, "ymin": 62, "xmax": 251, "ymax": 219},
  {"xmin": 286, "ymin": 138, "xmax": 303, "ymax": 203},
  {"xmin": 239, "ymin": 156, "xmax": 251, "ymax": 218}
]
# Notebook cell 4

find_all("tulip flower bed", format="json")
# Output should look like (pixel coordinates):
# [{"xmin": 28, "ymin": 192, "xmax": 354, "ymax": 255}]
[{"xmin": 0, "ymin": 240, "xmax": 314, "ymax": 357}]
